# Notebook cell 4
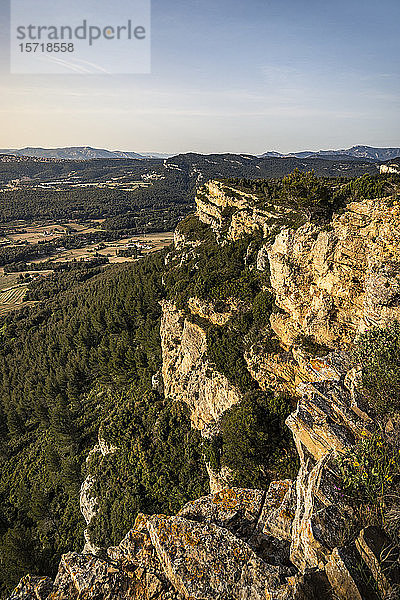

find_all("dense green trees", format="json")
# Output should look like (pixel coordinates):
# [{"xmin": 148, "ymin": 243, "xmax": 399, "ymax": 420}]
[
  {"xmin": 0, "ymin": 253, "xmax": 167, "ymax": 595},
  {"xmin": 219, "ymin": 391, "xmax": 297, "ymax": 487},
  {"xmin": 88, "ymin": 390, "xmax": 208, "ymax": 547},
  {"xmin": 225, "ymin": 171, "xmax": 400, "ymax": 221}
]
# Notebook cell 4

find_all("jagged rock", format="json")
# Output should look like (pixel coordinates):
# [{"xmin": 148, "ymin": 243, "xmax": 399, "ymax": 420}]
[
  {"xmin": 8, "ymin": 487, "xmax": 301, "ymax": 600},
  {"xmin": 195, "ymin": 181, "xmax": 301, "ymax": 242},
  {"xmin": 48, "ymin": 552, "xmax": 143, "ymax": 600},
  {"xmin": 256, "ymin": 243, "xmax": 270, "ymax": 271},
  {"xmin": 356, "ymin": 526, "xmax": 400, "ymax": 598},
  {"xmin": 261, "ymin": 480, "xmax": 295, "ymax": 542},
  {"xmin": 286, "ymin": 380, "xmax": 373, "ymax": 571},
  {"xmin": 287, "ymin": 380, "xmax": 373, "ymax": 463},
  {"xmin": 146, "ymin": 572, "xmax": 165, "ymax": 599},
  {"xmin": 151, "ymin": 369, "xmax": 164, "ymax": 394},
  {"xmin": 266, "ymin": 198, "xmax": 400, "ymax": 348},
  {"xmin": 289, "ymin": 454, "xmax": 359, "ymax": 571},
  {"xmin": 108, "ymin": 523, "xmax": 166, "ymax": 577},
  {"xmin": 188, "ymin": 296, "xmax": 245, "ymax": 326},
  {"xmin": 145, "ymin": 513, "xmax": 292, "ymax": 600},
  {"xmin": 195, "ymin": 183, "xmax": 400, "ymax": 353},
  {"xmin": 178, "ymin": 487, "xmax": 264, "ymax": 527},
  {"xmin": 160, "ymin": 299, "xmax": 242, "ymax": 433},
  {"xmin": 246, "ymin": 345, "xmax": 349, "ymax": 396},
  {"xmin": 8, "ymin": 575, "xmax": 53, "ymax": 600},
  {"xmin": 282, "ymin": 570, "xmax": 333, "ymax": 600},
  {"xmin": 325, "ymin": 544, "xmax": 380, "ymax": 600},
  {"xmin": 10, "ymin": 185, "xmax": 400, "ymax": 600}
]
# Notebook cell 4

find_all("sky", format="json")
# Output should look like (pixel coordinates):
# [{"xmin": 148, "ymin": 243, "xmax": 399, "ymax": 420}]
[{"xmin": 0, "ymin": 0, "xmax": 399, "ymax": 154}]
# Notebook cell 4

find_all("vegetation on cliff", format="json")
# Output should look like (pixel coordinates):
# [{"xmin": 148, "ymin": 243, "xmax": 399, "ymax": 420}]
[
  {"xmin": 88, "ymin": 390, "xmax": 208, "ymax": 547},
  {"xmin": 2, "ymin": 170, "xmax": 400, "ymax": 599},
  {"xmin": 357, "ymin": 320, "xmax": 400, "ymax": 414},
  {"xmin": 0, "ymin": 253, "xmax": 207, "ymax": 596},
  {"xmin": 224, "ymin": 170, "xmax": 400, "ymax": 221}
]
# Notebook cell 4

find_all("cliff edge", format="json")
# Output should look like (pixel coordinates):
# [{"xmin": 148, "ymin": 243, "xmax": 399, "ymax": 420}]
[{"xmin": 8, "ymin": 177, "xmax": 400, "ymax": 600}]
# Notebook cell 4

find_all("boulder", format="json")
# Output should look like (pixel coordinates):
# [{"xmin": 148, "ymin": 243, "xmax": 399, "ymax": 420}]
[{"xmin": 8, "ymin": 575, "xmax": 53, "ymax": 600}]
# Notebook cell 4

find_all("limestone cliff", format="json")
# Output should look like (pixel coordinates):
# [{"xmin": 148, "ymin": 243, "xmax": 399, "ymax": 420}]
[
  {"xmin": 160, "ymin": 299, "xmax": 242, "ymax": 435},
  {"xmin": 196, "ymin": 182, "xmax": 400, "ymax": 349},
  {"xmin": 196, "ymin": 180, "xmax": 303, "ymax": 241},
  {"xmin": 9, "ymin": 180, "xmax": 400, "ymax": 600}
]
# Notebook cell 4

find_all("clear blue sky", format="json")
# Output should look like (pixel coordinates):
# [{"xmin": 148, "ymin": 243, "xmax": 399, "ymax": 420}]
[{"xmin": 0, "ymin": 0, "xmax": 399, "ymax": 153}]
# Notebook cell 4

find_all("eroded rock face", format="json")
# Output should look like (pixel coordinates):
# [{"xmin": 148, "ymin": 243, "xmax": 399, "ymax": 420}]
[
  {"xmin": 187, "ymin": 296, "xmax": 245, "ymax": 327},
  {"xmin": 80, "ymin": 436, "xmax": 118, "ymax": 553},
  {"xmin": 196, "ymin": 184, "xmax": 400, "ymax": 352},
  {"xmin": 10, "ymin": 186, "xmax": 400, "ymax": 600},
  {"xmin": 160, "ymin": 299, "xmax": 242, "ymax": 433},
  {"xmin": 178, "ymin": 487, "xmax": 265, "ymax": 540},
  {"xmin": 195, "ymin": 181, "xmax": 302, "ymax": 242},
  {"xmin": 246, "ymin": 345, "xmax": 349, "ymax": 396},
  {"xmin": 267, "ymin": 199, "xmax": 400, "ymax": 349},
  {"xmin": 146, "ymin": 514, "xmax": 287, "ymax": 600},
  {"xmin": 206, "ymin": 463, "xmax": 235, "ymax": 493},
  {"xmin": 326, "ymin": 527, "xmax": 400, "ymax": 600},
  {"xmin": 287, "ymin": 380, "xmax": 372, "ymax": 463},
  {"xmin": 8, "ymin": 575, "xmax": 53, "ymax": 600},
  {"xmin": 286, "ymin": 379, "xmax": 373, "ymax": 571},
  {"xmin": 9, "ymin": 488, "xmax": 328, "ymax": 600}
]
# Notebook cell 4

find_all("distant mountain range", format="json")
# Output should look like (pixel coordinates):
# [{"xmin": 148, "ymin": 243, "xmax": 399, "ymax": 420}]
[
  {"xmin": 0, "ymin": 145, "xmax": 399, "ymax": 163},
  {"xmin": 0, "ymin": 147, "xmax": 174, "ymax": 161},
  {"xmin": 259, "ymin": 145, "xmax": 400, "ymax": 162}
]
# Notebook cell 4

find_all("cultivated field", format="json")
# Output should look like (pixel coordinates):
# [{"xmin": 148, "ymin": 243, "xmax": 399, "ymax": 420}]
[
  {"xmin": 0, "ymin": 225, "xmax": 174, "ymax": 316},
  {"xmin": 31, "ymin": 232, "xmax": 174, "ymax": 266},
  {"xmin": 0, "ymin": 282, "xmax": 30, "ymax": 316},
  {"xmin": 1, "ymin": 220, "xmax": 103, "ymax": 244}
]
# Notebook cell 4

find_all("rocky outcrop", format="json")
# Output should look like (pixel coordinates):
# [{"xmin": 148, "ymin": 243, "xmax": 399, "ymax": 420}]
[
  {"xmin": 206, "ymin": 463, "xmax": 235, "ymax": 493},
  {"xmin": 9, "ymin": 184, "xmax": 400, "ymax": 600},
  {"xmin": 160, "ymin": 299, "xmax": 242, "ymax": 433},
  {"xmin": 8, "ymin": 576, "xmax": 53, "ymax": 600},
  {"xmin": 195, "ymin": 181, "xmax": 303, "ymax": 241},
  {"xmin": 80, "ymin": 436, "xmax": 118, "ymax": 553},
  {"xmin": 196, "ymin": 184, "xmax": 400, "ymax": 352},
  {"xmin": 9, "ymin": 487, "xmax": 332, "ymax": 600},
  {"xmin": 325, "ymin": 526, "xmax": 400, "ymax": 600},
  {"xmin": 245, "ymin": 345, "xmax": 351, "ymax": 396},
  {"xmin": 187, "ymin": 296, "xmax": 245, "ymax": 327},
  {"xmin": 267, "ymin": 198, "xmax": 400, "ymax": 349}
]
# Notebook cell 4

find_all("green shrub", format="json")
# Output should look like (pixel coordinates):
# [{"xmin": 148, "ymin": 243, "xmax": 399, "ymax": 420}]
[
  {"xmin": 87, "ymin": 389, "xmax": 208, "ymax": 548},
  {"xmin": 163, "ymin": 234, "xmax": 267, "ymax": 309},
  {"xmin": 357, "ymin": 321, "xmax": 400, "ymax": 414},
  {"xmin": 201, "ymin": 435, "xmax": 222, "ymax": 472},
  {"xmin": 219, "ymin": 391, "xmax": 298, "ymax": 488},
  {"xmin": 336, "ymin": 433, "xmax": 400, "ymax": 528},
  {"xmin": 206, "ymin": 324, "xmax": 254, "ymax": 393},
  {"xmin": 175, "ymin": 214, "xmax": 213, "ymax": 242},
  {"xmin": 252, "ymin": 290, "xmax": 274, "ymax": 329}
]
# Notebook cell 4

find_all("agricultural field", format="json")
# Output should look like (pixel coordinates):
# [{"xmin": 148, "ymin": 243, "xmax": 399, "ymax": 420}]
[
  {"xmin": 0, "ymin": 281, "xmax": 30, "ymax": 316},
  {"xmin": 0, "ymin": 220, "xmax": 102, "ymax": 244},
  {"xmin": 31, "ymin": 231, "xmax": 174, "ymax": 266},
  {"xmin": 0, "ymin": 285, "xmax": 26, "ymax": 304},
  {"xmin": 0, "ymin": 229, "xmax": 174, "ymax": 316}
]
